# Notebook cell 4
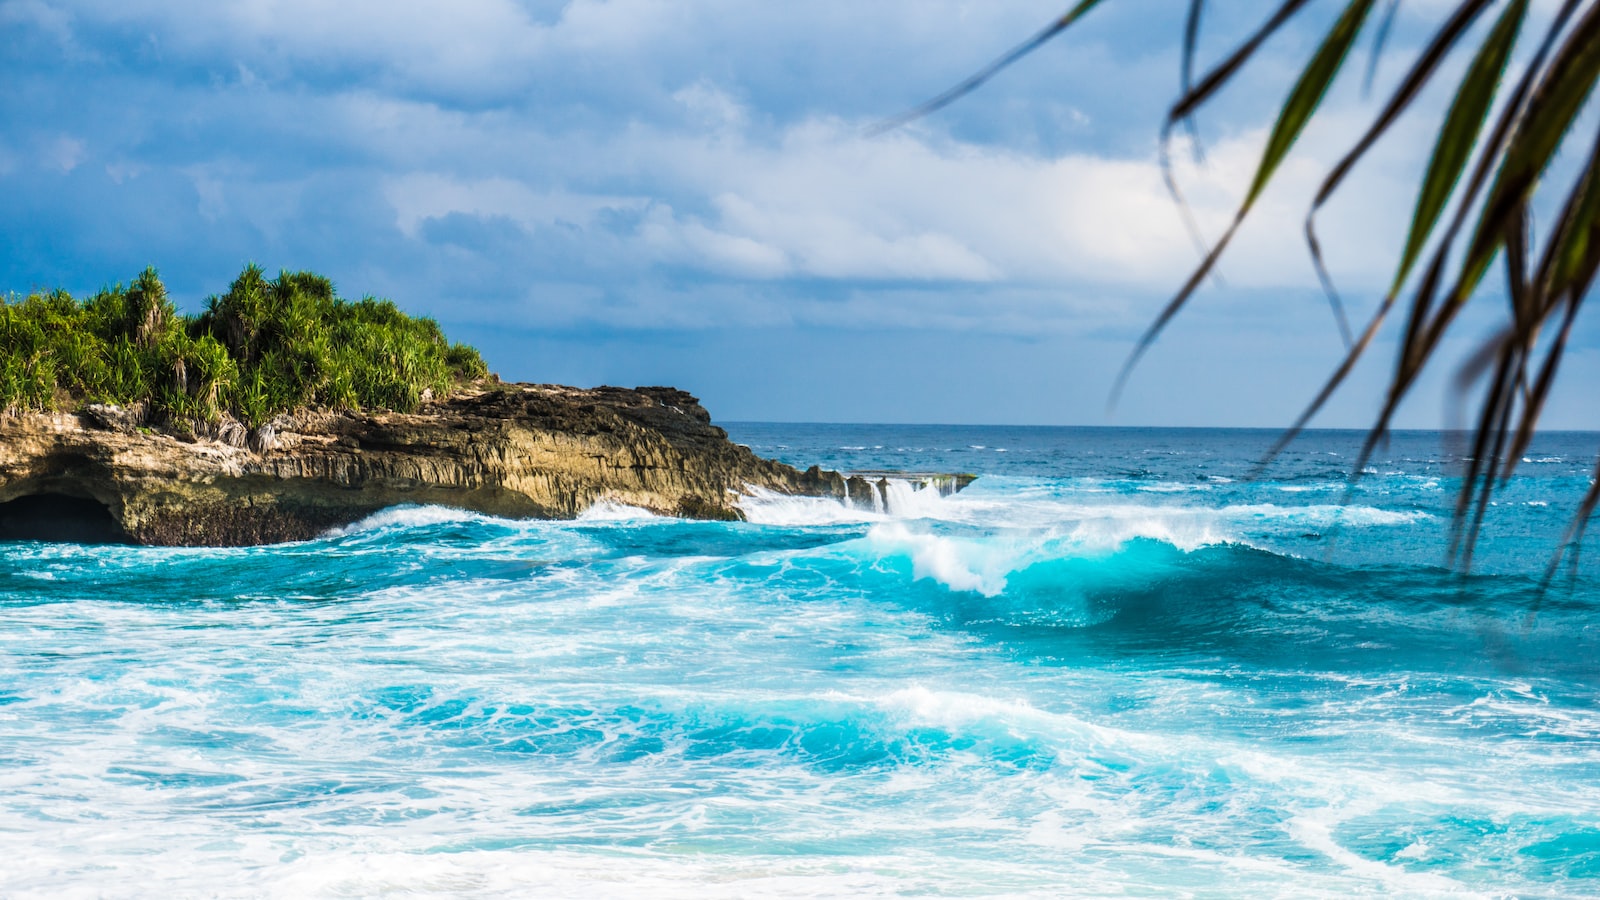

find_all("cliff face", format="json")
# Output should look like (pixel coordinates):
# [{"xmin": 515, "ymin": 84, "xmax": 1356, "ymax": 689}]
[{"xmin": 0, "ymin": 385, "xmax": 846, "ymax": 546}]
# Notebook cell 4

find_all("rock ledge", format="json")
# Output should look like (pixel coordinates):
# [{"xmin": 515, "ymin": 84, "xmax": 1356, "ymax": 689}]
[{"xmin": 0, "ymin": 384, "xmax": 849, "ymax": 546}]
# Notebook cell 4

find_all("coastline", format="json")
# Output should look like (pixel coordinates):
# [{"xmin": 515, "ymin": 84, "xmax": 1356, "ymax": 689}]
[
  {"xmin": 3, "ymin": 423, "xmax": 1595, "ymax": 895},
  {"xmin": 0, "ymin": 384, "xmax": 847, "ymax": 546}
]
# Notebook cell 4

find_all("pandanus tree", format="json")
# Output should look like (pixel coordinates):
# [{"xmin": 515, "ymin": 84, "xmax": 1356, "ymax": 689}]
[
  {"xmin": 0, "ymin": 265, "xmax": 489, "ymax": 427},
  {"xmin": 889, "ymin": 0, "xmax": 1600, "ymax": 573}
]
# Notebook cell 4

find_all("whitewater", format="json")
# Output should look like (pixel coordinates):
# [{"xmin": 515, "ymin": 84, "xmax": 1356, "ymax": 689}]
[{"xmin": 2, "ymin": 424, "xmax": 1598, "ymax": 897}]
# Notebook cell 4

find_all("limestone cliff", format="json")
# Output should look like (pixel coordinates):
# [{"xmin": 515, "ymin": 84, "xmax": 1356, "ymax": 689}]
[{"xmin": 0, "ymin": 385, "xmax": 849, "ymax": 546}]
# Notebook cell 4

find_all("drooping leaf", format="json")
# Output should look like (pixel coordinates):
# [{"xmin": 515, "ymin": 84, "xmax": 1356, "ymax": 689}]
[
  {"xmin": 1543, "ymin": 135, "xmax": 1600, "ymax": 297},
  {"xmin": 1302, "ymin": 0, "xmax": 1499, "ymax": 348},
  {"xmin": 1503, "ymin": 122, "xmax": 1600, "ymax": 470},
  {"xmin": 1178, "ymin": 0, "xmax": 1207, "ymax": 151},
  {"xmin": 1347, "ymin": 0, "xmax": 1584, "ymax": 482},
  {"xmin": 887, "ymin": 0, "xmax": 1600, "ymax": 573},
  {"xmin": 1246, "ymin": 0, "xmax": 1378, "ymax": 206},
  {"xmin": 1450, "ymin": 2, "xmax": 1600, "ymax": 314},
  {"xmin": 1114, "ymin": 0, "xmax": 1376, "ymax": 404},
  {"xmin": 1377, "ymin": 0, "xmax": 1525, "ymax": 310},
  {"xmin": 1359, "ymin": 3, "xmax": 1600, "ymax": 485},
  {"xmin": 868, "ymin": 0, "xmax": 1108, "ymax": 136},
  {"xmin": 1363, "ymin": 0, "xmax": 1402, "ymax": 94},
  {"xmin": 1169, "ymin": 0, "xmax": 1316, "ymax": 122},
  {"xmin": 1158, "ymin": 0, "xmax": 1320, "ymax": 266}
]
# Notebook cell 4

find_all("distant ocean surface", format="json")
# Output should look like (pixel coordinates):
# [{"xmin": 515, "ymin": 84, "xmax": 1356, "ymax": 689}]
[{"xmin": 3, "ymin": 424, "xmax": 1599, "ymax": 897}]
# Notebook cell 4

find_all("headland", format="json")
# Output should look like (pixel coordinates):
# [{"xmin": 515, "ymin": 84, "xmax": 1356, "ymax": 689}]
[{"xmin": 0, "ymin": 265, "xmax": 968, "ymax": 545}]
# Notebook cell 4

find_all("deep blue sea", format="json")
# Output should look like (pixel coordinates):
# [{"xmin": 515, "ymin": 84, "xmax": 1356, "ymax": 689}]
[{"xmin": 3, "ymin": 425, "xmax": 1599, "ymax": 897}]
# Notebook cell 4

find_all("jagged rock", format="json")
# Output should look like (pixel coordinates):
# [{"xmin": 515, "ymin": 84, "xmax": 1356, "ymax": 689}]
[
  {"xmin": 840, "ymin": 471, "xmax": 979, "ymax": 512},
  {"xmin": 80, "ymin": 403, "xmax": 147, "ymax": 433},
  {"xmin": 0, "ymin": 384, "xmax": 852, "ymax": 546}
]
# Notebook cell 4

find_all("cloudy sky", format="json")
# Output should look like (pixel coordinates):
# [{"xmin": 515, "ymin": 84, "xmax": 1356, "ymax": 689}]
[{"xmin": 3, "ymin": 0, "xmax": 1596, "ymax": 427}]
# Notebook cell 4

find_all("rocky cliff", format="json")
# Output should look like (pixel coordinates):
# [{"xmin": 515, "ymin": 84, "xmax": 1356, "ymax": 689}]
[{"xmin": 0, "ymin": 385, "xmax": 851, "ymax": 546}]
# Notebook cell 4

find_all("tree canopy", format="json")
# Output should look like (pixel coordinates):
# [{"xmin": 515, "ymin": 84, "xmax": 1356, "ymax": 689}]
[{"xmin": 0, "ymin": 265, "xmax": 489, "ymax": 427}]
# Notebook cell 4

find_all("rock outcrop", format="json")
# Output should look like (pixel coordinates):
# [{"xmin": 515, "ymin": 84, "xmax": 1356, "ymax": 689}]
[
  {"xmin": 841, "ymin": 472, "xmax": 979, "ymax": 511},
  {"xmin": 0, "ymin": 384, "xmax": 853, "ymax": 546}
]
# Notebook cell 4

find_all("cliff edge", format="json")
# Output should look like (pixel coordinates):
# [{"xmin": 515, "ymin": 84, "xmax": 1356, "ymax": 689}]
[{"xmin": 0, "ymin": 384, "xmax": 847, "ymax": 546}]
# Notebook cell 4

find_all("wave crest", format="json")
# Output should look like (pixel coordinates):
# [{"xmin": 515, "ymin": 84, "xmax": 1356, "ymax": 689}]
[
  {"xmin": 323, "ymin": 505, "xmax": 490, "ymax": 537},
  {"xmin": 577, "ymin": 500, "xmax": 660, "ymax": 521}
]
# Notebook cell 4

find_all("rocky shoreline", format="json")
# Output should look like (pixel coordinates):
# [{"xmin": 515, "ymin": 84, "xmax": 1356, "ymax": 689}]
[{"xmin": 0, "ymin": 385, "xmax": 860, "ymax": 546}]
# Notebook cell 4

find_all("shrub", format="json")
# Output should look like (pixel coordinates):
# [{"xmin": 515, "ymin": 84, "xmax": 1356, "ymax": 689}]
[{"xmin": 0, "ymin": 265, "xmax": 491, "ymax": 426}]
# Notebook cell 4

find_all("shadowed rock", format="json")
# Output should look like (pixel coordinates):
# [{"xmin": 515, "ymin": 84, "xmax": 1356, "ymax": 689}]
[{"xmin": 0, "ymin": 493, "xmax": 133, "ymax": 545}]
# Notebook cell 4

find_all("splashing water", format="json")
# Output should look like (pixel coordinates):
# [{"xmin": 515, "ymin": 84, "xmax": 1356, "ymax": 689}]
[{"xmin": 2, "ymin": 425, "xmax": 1599, "ymax": 897}]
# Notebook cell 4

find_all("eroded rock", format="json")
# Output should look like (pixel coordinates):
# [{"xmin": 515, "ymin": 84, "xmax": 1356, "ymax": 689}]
[{"xmin": 0, "ymin": 385, "xmax": 844, "ymax": 546}]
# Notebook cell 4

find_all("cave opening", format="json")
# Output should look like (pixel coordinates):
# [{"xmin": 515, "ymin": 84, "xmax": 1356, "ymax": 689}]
[{"xmin": 0, "ymin": 494, "xmax": 133, "ymax": 545}]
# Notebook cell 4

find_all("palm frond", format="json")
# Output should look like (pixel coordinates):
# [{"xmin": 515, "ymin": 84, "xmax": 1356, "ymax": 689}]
[
  {"xmin": 866, "ymin": 0, "xmax": 1108, "ymax": 136},
  {"xmin": 886, "ymin": 0, "xmax": 1600, "ymax": 570},
  {"xmin": 1113, "ymin": 0, "xmax": 1378, "ymax": 407}
]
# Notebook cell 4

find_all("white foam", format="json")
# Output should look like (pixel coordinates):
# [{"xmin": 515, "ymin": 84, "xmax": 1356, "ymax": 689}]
[
  {"xmin": 871, "ymin": 685, "xmax": 1119, "ymax": 744},
  {"xmin": 1066, "ymin": 501, "xmax": 1427, "ymax": 531},
  {"xmin": 12, "ymin": 846, "xmax": 992, "ymax": 899},
  {"xmin": 880, "ymin": 479, "xmax": 950, "ymax": 519},
  {"xmin": 737, "ymin": 487, "xmax": 877, "ymax": 526},
  {"xmin": 1061, "ymin": 515, "xmax": 1230, "ymax": 554},
  {"xmin": 837, "ymin": 490, "xmax": 1438, "ymax": 595},
  {"xmin": 324, "ymin": 504, "xmax": 486, "ymax": 536},
  {"xmin": 859, "ymin": 516, "xmax": 1231, "ymax": 597},
  {"xmin": 865, "ymin": 522, "xmax": 1019, "ymax": 596},
  {"xmin": 577, "ymin": 500, "xmax": 660, "ymax": 521},
  {"xmin": 737, "ymin": 479, "xmax": 958, "ymax": 526},
  {"xmin": 1288, "ymin": 816, "xmax": 1470, "ymax": 895},
  {"xmin": 847, "ymin": 474, "xmax": 1433, "ymax": 537}
]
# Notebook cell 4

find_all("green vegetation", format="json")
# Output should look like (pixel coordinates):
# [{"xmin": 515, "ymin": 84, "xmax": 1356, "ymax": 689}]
[
  {"xmin": 898, "ymin": 1, "xmax": 1600, "ymax": 571},
  {"xmin": 0, "ymin": 265, "xmax": 489, "ymax": 426}
]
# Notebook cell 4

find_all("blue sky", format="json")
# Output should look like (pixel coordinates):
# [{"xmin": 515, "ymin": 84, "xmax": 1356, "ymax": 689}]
[{"xmin": 3, "ymin": 0, "xmax": 1596, "ymax": 427}]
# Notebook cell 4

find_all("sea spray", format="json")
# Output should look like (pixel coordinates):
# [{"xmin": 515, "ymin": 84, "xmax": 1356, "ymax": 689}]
[{"xmin": 1, "ymin": 425, "xmax": 1597, "ymax": 897}]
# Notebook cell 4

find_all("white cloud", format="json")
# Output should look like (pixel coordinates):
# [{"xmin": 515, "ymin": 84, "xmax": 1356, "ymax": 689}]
[
  {"xmin": 10, "ymin": 0, "xmax": 1468, "ymax": 341},
  {"xmin": 64, "ymin": 0, "xmax": 550, "ymax": 93},
  {"xmin": 45, "ymin": 135, "xmax": 86, "ymax": 172},
  {"xmin": 383, "ymin": 173, "xmax": 647, "ymax": 237},
  {"xmin": 104, "ymin": 160, "xmax": 144, "ymax": 183},
  {"xmin": 0, "ymin": 0, "xmax": 81, "ymax": 55},
  {"xmin": 34, "ymin": 0, "xmax": 1083, "ymax": 104},
  {"xmin": 10, "ymin": 0, "xmax": 1572, "ymax": 426},
  {"xmin": 672, "ymin": 81, "xmax": 747, "ymax": 133},
  {"xmin": 356, "ymin": 102, "xmax": 1431, "ymax": 346},
  {"xmin": 637, "ymin": 205, "xmax": 791, "ymax": 279}
]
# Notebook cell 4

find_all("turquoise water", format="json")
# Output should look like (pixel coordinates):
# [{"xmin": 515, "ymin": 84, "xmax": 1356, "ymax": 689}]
[{"xmin": 2, "ymin": 425, "xmax": 1598, "ymax": 897}]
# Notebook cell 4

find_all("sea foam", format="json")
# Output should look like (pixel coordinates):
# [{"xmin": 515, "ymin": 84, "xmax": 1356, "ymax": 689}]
[
  {"xmin": 3, "ymin": 424, "xmax": 1597, "ymax": 898},
  {"xmin": 324, "ymin": 504, "xmax": 491, "ymax": 536}
]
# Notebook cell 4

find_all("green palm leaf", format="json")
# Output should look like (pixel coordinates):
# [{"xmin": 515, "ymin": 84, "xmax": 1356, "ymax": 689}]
[
  {"xmin": 886, "ymin": 0, "xmax": 1600, "ymax": 570},
  {"xmin": 1113, "ymin": 0, "xmax": 1376, "ymax": 404}
]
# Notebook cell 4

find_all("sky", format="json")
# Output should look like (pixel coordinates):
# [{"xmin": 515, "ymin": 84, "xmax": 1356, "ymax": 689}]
[{"xmin": 3, "ymin": 0, "xmax": 1596, "ymax": 427}]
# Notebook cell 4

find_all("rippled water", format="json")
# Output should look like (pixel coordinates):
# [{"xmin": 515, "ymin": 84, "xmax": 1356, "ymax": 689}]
[{"xmin": 2, "ymin": 426, "xmax": 1598, "ymax": 897}]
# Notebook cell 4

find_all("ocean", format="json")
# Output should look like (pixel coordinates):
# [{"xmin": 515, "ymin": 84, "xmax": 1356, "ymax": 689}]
[{"xmin": 2, "ymin": 424, "xmax": 1598, "ymax": 897}]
